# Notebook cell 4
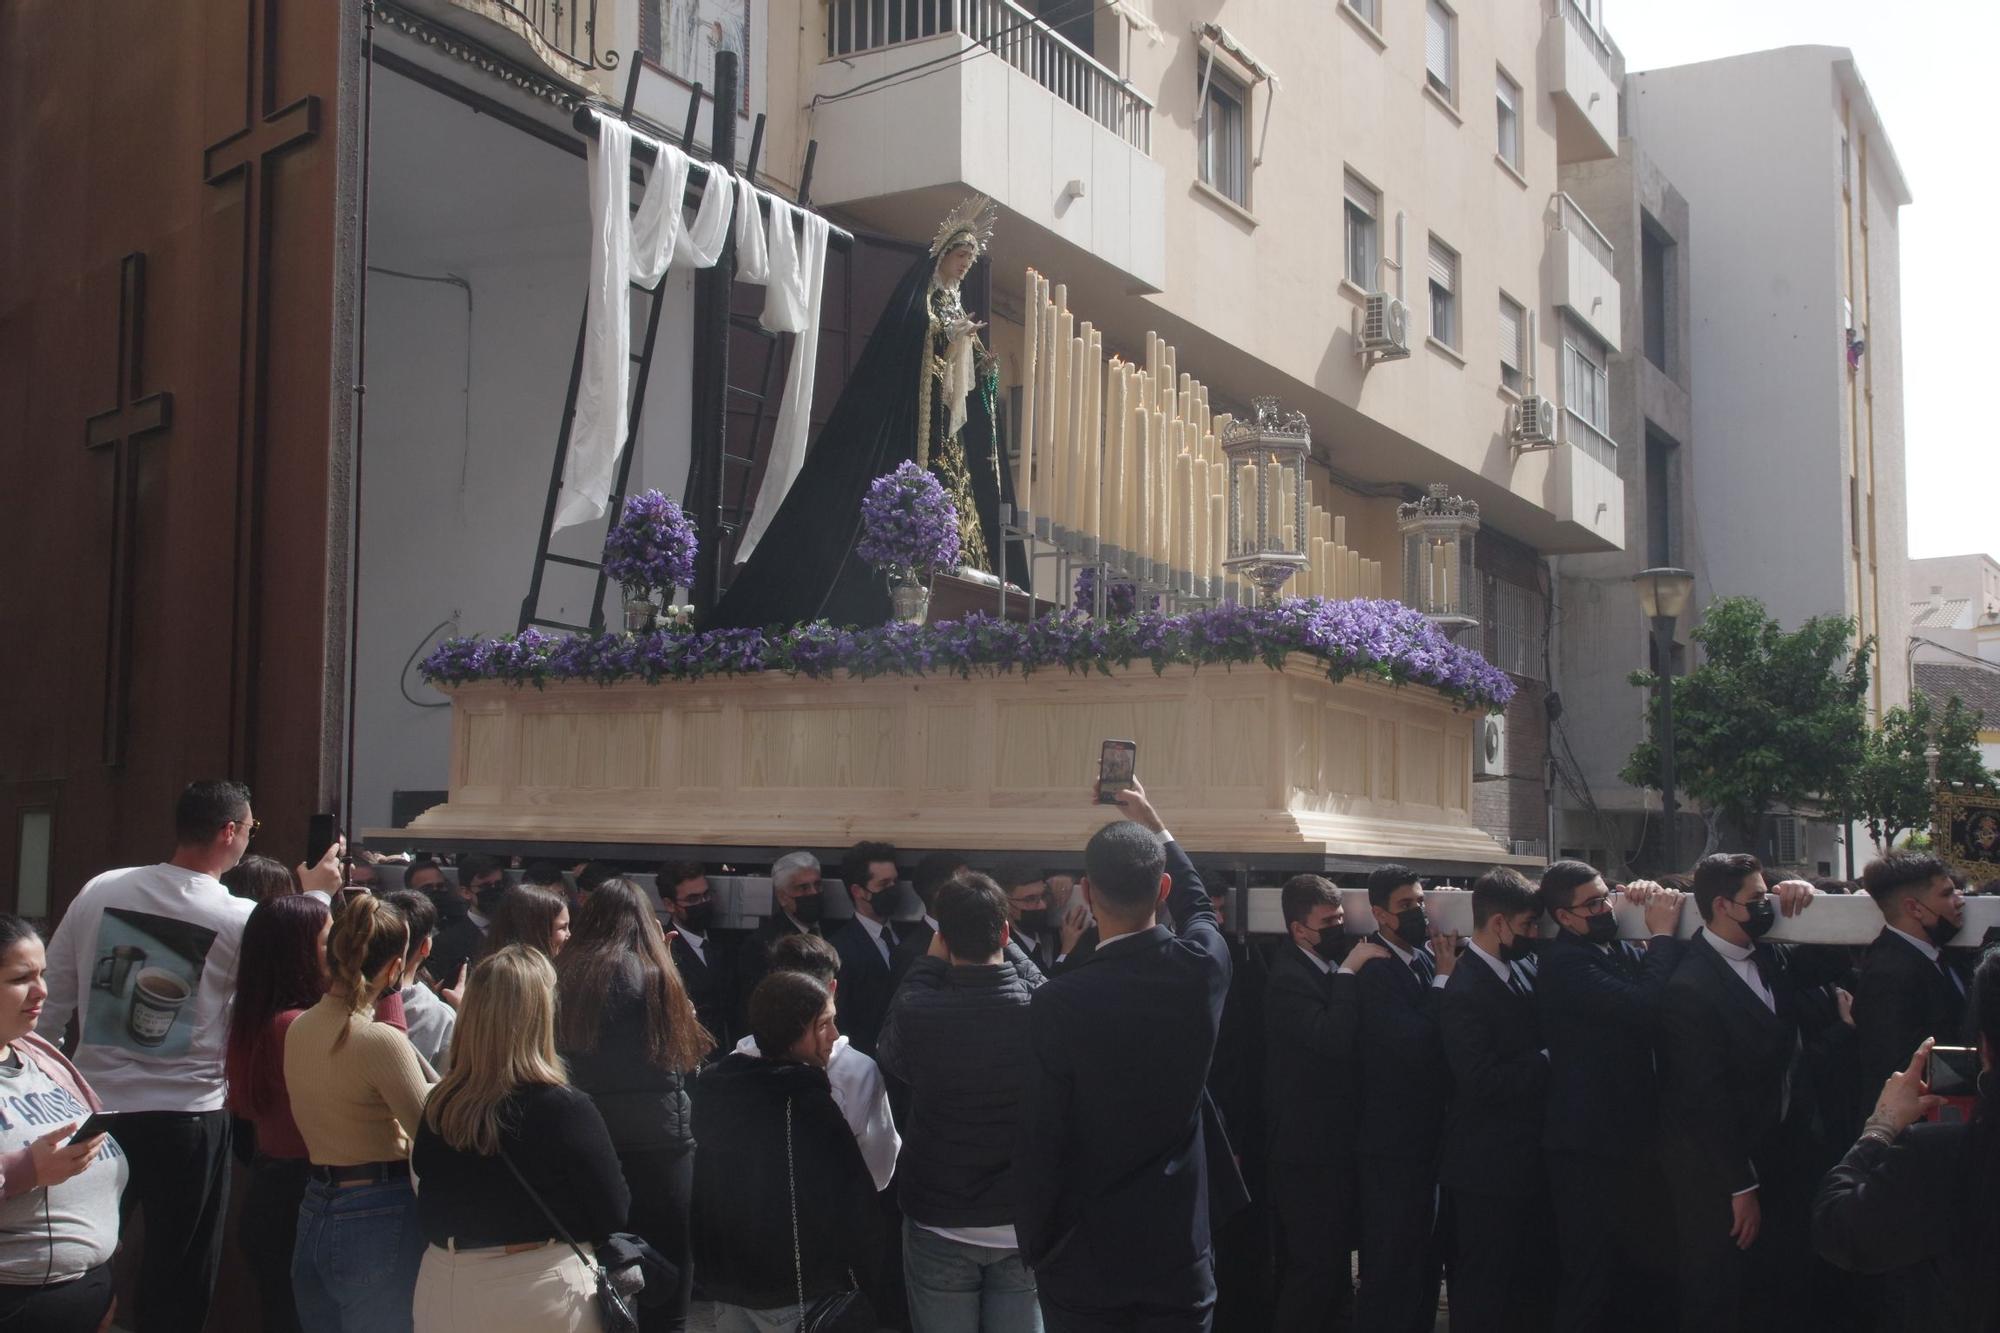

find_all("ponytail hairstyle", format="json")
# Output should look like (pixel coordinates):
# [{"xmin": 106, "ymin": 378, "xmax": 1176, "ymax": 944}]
[
  {"xmin": 424, "ymin": 945, "xmax": 566, "ymax": 1154},
  {"xmin": 325, "ymin": 894, "xmax": 409, "ymax": 1049},
  {"xmin": 225, "ymin": 895, "xmax": 331, "ymax": 1112},
  {"xmin": 478, "ymin": 883, "xmax": 569, "ymax": 961},
  {"xmin": 555, "ymin": 878, "xmax": 712, "ymax": 1072}
]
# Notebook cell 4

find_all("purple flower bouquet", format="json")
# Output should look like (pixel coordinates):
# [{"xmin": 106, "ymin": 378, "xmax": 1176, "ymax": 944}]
[
  {"xmin": 856, "ymin": 462, "xmax": 961, "ymax": 584},
  {"xmin": 602, "ymin": 490, "xmax": 697, "ymax": 599}
]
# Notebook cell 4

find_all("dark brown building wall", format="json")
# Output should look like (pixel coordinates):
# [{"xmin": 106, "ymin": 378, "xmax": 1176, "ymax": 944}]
[{"xmin": 0, "ymin": 0, "xmax": 348, "ymax": 915}]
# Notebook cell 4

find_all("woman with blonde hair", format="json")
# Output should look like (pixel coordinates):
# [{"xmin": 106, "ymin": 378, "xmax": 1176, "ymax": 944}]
[
  {"xmin": 284, "ymin": 893, "xmax": 433, "ymax": 1333},
  {"xmin": 414, "ymin": 944, "xmax": 630, "ymax": 1332},
  {"xmin": 557, "ymin": 878, "xmax": 713, "ymax": 1330}
]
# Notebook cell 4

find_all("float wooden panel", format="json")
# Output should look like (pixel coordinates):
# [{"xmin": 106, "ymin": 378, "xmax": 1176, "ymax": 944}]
[{"xmin": 392, "ymin": 658, "xmax": 1526, "ymax": 864}]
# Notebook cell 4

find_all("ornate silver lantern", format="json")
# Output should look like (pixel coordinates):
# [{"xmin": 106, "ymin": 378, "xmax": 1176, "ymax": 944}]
[
  {"xmin": 1398, "ymin": 484, "xmax": 1480, "ymax": 637},
  {"xmin": 1222, "ymin": 397, "xmax": 1311, "ymax": 606}
]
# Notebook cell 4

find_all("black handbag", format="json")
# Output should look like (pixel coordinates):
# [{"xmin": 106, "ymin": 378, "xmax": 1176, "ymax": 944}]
[
  {"xmin": 496, "ymin": 1143, "xmax": 641, "ymax": 1333},
  {"xmin": 786, "ymin": 1097, "xmax": 875, "ymax": 1333}
]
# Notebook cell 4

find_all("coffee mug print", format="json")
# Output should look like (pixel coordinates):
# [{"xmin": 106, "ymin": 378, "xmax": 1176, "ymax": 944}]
[{"xmin": 82, "ymin": 907, "xmax": 218, "ymax": 1059}]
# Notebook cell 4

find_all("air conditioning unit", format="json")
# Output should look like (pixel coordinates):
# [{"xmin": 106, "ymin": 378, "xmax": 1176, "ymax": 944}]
[
  {"xmin": 1358, "ymin": 292, "xmax": 1412, "ymax": 359},
  {"xmin": 1510, "ymin": 394, "xmax": 1557, "ymax": 447},
  {"xmin": 1473, "ymin": 713, "xmax": 1507, "ymax": 780}
]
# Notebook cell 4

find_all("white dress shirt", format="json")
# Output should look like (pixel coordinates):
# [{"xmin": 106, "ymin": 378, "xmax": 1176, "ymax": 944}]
[
  {"xmin": 734, "ymin": 1033, "xmax": 901, "ymax": 1191},
  {"xmin": 1702, "ymin": 928, "xmax": 1774, "ymax": 1012},
  {"xmin": 854, "ymin": 911, "xmax": 894, "ymax": 966},
  {"xmin": 1380, "ymin": 932, "xmax": 1448, "ymax": 989},
  {"xmin": 1466, "ymin": 939, "xmax": 1514, "ymax": 985},
  {"xmin": 676, "ymin": 926, "xmax": 707, "ymax": 965}
]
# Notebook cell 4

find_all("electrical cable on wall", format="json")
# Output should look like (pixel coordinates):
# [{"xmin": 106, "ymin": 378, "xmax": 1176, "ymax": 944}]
[
  {"xmin": 400, "ymin": 616, "xmax": 459, "ymax": 710},
  {"xmin": 365, "ymin": 266, "xmax": 475, "ymax": 510}
]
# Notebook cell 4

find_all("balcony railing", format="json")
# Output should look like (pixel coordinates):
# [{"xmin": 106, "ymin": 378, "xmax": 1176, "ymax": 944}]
[
  {"xmin": 824, "ymin": 0, "xmax": 1152, "ymax": 152},
  {"xmin": 1560, "ymin": 0, "xmax": 1614, "ymax": 66},
  {"xmin": 1552, "ymin": 192, "xmax": 1614, "ymax": 271}
]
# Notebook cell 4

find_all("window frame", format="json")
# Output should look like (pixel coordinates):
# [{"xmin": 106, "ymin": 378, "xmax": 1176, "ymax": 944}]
[
  {"xmin": 1495, "ymin": 67, "xmax": 1522, "ymax": 169},
  {"xmin": 1345, "ymin": 0, "xmax": 1382, "ymax": 32},
  {"xmin": 1197, "ymin": 62, "xmax": 1252, "ymax": 209},
  {"xmin": 1562, "ymin": 316, "xmax": 1611, "ymax": 435},
  {"xmin": 1427, "ymin": 234, "xmax": 1460, "ymax": 350},
  {"xmin": 1498, "ymin": 291, "xmax": 1526, "ymax": 394},
  {"xmin": 1425, "ymin": 0, "xmax": 1458, "ymax": 104},
  {"xmin": 1344, "ymin": 170, "xmax": 1382, "ymax": 290}
]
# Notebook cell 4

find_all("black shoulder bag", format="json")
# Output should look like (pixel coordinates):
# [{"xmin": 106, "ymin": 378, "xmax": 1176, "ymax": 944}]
[
  {"xmin": 496, "ymin": 1143, "xmax": 641, "ymax": 1333},
  {"xmin": 786, "ymin": 1096, "xmax": 875, "ymax": 1333}
]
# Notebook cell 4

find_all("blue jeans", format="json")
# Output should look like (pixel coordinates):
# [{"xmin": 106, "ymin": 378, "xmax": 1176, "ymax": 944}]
[
  {"xmin": 292, "ymin": 1176, "xmax": 425, "ymax": 1333},
  {"xmin": 903, "ymin": 1219, "xmax": 1042, "ymax": 1333}
]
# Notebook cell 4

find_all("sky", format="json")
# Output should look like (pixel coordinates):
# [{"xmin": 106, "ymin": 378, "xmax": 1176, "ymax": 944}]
[{"xmin": 1612, "ymin": 1, "xmax": 1998, "ymax": 564}]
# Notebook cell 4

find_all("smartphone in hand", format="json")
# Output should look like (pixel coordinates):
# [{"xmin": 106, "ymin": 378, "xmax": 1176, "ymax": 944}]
[
  {"xmin": 70, "ymin": 1113, "xmax": 116, "ymax": 1143},
  {"xmin": 1097, "ymin": 740, "xmax": 1137, "ymax": 805}
]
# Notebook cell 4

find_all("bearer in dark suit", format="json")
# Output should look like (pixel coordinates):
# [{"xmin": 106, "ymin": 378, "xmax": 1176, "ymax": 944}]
[
  {"xmin": 1439, "ymin": 868, "xmax": 1550, "ymax": 1333},
  {"xmin": 1854, "ymin": 851, "xmax": 1972, "ymax": 1090},
  {"xmin": 1016, "ymin": 780, "xmax": 1247, "ymax": 1332},
  {"xmin": 891, "ymin": 850, "xmax": 968, "ymax": 982},
  {"xmin": 658, "ymin": 859, "xmax": 731, "ymax": 1052},
  {"xmin": 1536, "ymin": 860, "xmax": 1687, "ymax": 1333},
  {"xmin": 1264, "ymin": 875, "xmax": 1387, "ymax": 1331},
  {"xmin": 1658, "ymin": 853, "xmax": 1849, "ymax": 1333},
  {"xmin": 1351, "ymin": 864, "xmax": 1460, "ymax": 1333},
  {"xmin": 830, "ymin": 840, "xmax": 902, "ymax": 1057},
  {"xmin": 733, "ymin": 849, "xmax": 827, "ymax": 1030}
]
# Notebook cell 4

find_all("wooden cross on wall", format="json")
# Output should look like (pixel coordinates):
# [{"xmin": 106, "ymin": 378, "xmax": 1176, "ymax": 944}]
[
  {"xmin": 85, "ymin": 254, "xmax": 174, "ymax": 767},
  {"xmin": 201, "ymin": 0, "xmax": 321, "ymax": 782}
]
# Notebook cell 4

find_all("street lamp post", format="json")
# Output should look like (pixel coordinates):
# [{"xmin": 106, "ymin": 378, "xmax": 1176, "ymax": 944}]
[{"xmin": 1634, "ymin": 567, "xmax": 1696, "ymax": 872}]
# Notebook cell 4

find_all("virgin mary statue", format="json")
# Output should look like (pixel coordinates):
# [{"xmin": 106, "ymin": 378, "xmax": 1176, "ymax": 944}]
[{"xmin": 707, "ymin": 196, "xmax": 1025, "ymax": 629}]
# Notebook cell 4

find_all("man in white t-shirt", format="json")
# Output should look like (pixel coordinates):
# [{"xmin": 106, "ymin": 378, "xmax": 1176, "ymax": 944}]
[{"xmin": 39, "ymin": 779, "xmax": 259, "ymax": 1333}]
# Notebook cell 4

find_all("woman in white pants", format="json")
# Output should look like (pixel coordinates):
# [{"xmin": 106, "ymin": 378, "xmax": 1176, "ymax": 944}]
[{"xmin": 411, "ymin": 946, "xmax": 631, "ymax": 1332}]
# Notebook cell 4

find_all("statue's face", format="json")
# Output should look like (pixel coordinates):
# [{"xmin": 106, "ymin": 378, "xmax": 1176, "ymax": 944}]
[{"xmin": 938, "ymin": 243, "xmax": 976, "ymax": 284}]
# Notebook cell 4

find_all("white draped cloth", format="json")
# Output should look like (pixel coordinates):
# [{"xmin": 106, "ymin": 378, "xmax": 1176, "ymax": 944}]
[{"xmin": 558, "ymin": 113, "xmax": 829, "ymax": 540}]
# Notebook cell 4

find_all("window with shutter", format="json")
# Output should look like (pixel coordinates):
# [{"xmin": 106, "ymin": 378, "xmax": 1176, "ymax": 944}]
[
  {"xmin": 1496, "ymin": 70, "xmax": 1521, "ymax": 167},
  {"xmin": 1425, "ymin": 1, "xmax": 1455, "ymax": 100},
  {"xmin": 1427, "ymin": 235, "xmax": 1458, "ymax": 348},
  {"xmin": 1345, "ymin": 171, "xmax": 1380, "ymax": 288},
  {"xmin": 1199, "ymin": 67, "xmax": 1249, "ymax": 206},
  {"xmin": 1499, "ymin": 293, "xmax": 1525, "ymax": 393}
]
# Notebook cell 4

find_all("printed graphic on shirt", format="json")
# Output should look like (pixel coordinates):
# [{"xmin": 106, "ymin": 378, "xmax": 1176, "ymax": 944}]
[
  {"xmin": 82, "ymin": 908, "xmax": 219, "ymax": 1059},
  {"xmin": 0, "ymin": 1076, "xmax": 127, "ymax": 1164}
]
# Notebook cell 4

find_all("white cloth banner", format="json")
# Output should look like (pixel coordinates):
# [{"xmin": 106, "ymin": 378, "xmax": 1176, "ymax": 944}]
[
  {"xmin": 560, "ymin": 112, "xmax": 829, "ymax": 541},
  {"xmin": 734, "ymin": 202, "xmax": 831, "ymax": 560}
]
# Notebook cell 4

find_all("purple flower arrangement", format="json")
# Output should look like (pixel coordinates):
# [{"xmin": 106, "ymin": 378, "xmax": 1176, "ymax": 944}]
[
  {"xmin": 602, "ymin": 490, "xmax": 697, "ymax": 596},
  {"xmin": 419, "ymin": 597, "xmax": 1516, "ymax": 713},
  {"xmin": 856, "ymin": 462, "xmax": 961, "ymax": 583},
  {"xmin": 1071, "ymin": 566, "xmax": 1158, "ymax": 619}
]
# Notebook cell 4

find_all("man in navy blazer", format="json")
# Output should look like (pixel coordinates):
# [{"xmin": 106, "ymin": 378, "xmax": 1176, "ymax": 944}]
[
  {"xmin": 1016, "ymin": 780, "xmax": 1247, "ymax": 1332},
  {"xmin": 1853, "ymin": 851, "xmax": 1973, "ymax": 1090},
  {"xmin": 830, "ymin": 840, "xmax": 903, "ymax": 1057},
  {"xmin": 1536, "ymin": 860, "xmax": 1687, "ymax": 1332}
]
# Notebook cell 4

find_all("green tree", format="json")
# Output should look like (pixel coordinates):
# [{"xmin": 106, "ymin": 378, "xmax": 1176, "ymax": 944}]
[
  {"xmin": 1844, "ymin": 692, "xmax": 1996, "ymax": 851},
  {"xmin": 1622, "ymin": 596, "xmax": 1872, "ymax": 852}
]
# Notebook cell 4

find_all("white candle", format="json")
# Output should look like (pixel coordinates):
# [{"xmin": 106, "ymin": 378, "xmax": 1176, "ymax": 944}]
[
  {"xmin": 1065, "ymin": 335, "xmax": 1086, "ymax": 533},
  {"xmin": 1236, "ymin": 463, "xmax": 1256, "ymax": 554},
  {"xmin": 1133, "ymin": 409, "xmax": 1152, "ymax": 563},
  {"xmin": 1017, "ymin": 271, "xmax": 1038, "ymax": 516},
  {"xmin": 1083, "ymin": 330, "xmax": 1102, "ymax": 542},
  {"xmin": 1210, "ymin": 491, "xmax": 1227, "ymax": 579},
  {"xmin": 1050, "ymin": 309, "xmax": 1073, "ymax": 529},
  {"xmin": 1191, "ymin": 457, "xmax": 1209, "ymax": 584},
  {"xmin": 1104, "ymin": 363, "xmax": 1124, "ymax": 550}
]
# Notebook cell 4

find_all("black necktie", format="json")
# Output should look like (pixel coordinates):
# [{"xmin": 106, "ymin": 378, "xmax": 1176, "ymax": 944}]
[
  {"xmin": 1941, "ymin": 958, "xmax": 1966, "ymax": 996},
  {"xmin": 1507, "ymin": 966, "xmax": 1532, "ymax": 998},
  {"xmin": 882, "ymin": 923, "xmax": 899, "ymax": 954},
  {"xmin": 1410, "ymin": 949, "xmax": 1435, "ymax": 987}
]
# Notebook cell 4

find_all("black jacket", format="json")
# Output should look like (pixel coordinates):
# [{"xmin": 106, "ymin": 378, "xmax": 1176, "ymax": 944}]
[
  {"xmin": 1439, "ymin": 952, "xmax": 1547, "ymax": 1195},
  {"xmin": 1015, "ymin": 840, "xmax": 1247, "ymax": 1309},
  {"xmin": 1853, "ymin": 927, "xmax": 1973, "ymax": 1092},
  {"xmin": 877, "ymin": 955, "xmax": 1041, "ymax": 1228},
  {"xmin": 426, "ymin": 906, "xmax": 485, "ymax": 989},
  {"xmin": 1813, "ymin": 1120, "xmax": 1991, "ymax": 1331},
  {"xmin": 1353, "ymin": 934, "xmax": 1451, "ymax": 1164},
  {"xmin": 559, "ymin": 956, "xmax": 693, "ymax": 1154},
  {"xmin": 413, "ymin": 1083, "xmax": 630, "ymax": 1248},
  {"xmin": 1263, "ymin": 944, "xmax": 1362, "ymax": 1165},
  {"xmin": 688, "ymin": 1052, "xmax": 882, "ymax": 1309},
  {"xmin": 830, "ymin": 917, "xmax": 898, "ymax": 1057},
  {"xmin": 734, "ymin": 912, "xmax": 816, "ymax": 1031},
  {"xmin": 1657, "ymin": 930, "xmax": 1851, "ymax": 1195},
  {"xmin": 1538, "ymin": 930, "xmax": 1685, "ymax": 1156},
  {"xmin": 671, "ymin": 931, "xmax": 732, "ymax": 1055}
]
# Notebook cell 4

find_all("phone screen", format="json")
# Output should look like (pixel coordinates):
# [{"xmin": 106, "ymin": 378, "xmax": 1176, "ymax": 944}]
[
  {"xmin": 305, "ymin": 813, "xmax": 338, "ymax": 869},
  {"xmin": 1929, "ymin": 1045, "xmax": 1982, "ymax": 1097},
  {"xmin": 1097, "ymin": 740, "xmax": 1137, "ymax": 804}
]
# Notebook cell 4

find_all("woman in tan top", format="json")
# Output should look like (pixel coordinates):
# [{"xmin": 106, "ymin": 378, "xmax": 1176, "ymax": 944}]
[{"xmin": 283, "ymin": 895, "xmax": 433, "ymax": 1333}]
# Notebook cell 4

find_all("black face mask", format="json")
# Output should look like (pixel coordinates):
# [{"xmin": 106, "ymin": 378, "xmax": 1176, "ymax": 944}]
[
  {"xmin": 1309, "ymin": 925, "xmax": 1346, "ymax": 963},
  {"xmin": 1016, "ymin": 908, "xmax": 1050, "ymax": 935},
  {"xmin": 1920, "ymin": 907, "xmax": 1958, "ymax": 948},
  {"xmin": 475, "ymin": 884, "xmax": 507, "ymax": 914},
  {"xmin": 1579, "ymin": 911, "xmax": 1619, "ymax": 946},
  {"xmin": 1737, "ymin": 896, "xmax": 1777, "ymax": 940},
  {"xmin": 1393, "ymin": 905, "xmax": 1430, "ymax": 947},
  {"xmin": 681, "ymin": 901, "xmax": 716, "ymax": 935},
  {"xmin": 864, "ymin": 884, "xmax": 907, "ymax": 919},
  {"xmin": 1501, "ymin": 931, "xmax": 1538, "ymax": 962},
  {"xmin": 789, "ymin": 895, "xmax": 823, "ymax": 925}
]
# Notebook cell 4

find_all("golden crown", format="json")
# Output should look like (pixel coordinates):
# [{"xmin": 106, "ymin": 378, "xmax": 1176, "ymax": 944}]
[{"xmin": 929, "ymin": 195, "xmax": 1000, "ymax": 258}]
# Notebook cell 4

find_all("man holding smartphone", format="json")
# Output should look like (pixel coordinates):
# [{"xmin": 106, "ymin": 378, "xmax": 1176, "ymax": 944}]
[{"xmin": 1854, "ymin": 852, "xmax": 1973, "ymax": 1092}]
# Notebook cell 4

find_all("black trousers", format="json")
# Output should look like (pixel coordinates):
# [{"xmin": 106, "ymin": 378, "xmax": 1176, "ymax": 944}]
[
  {"xmin": 0, "ymin": 1259, "xmax": 114, "ymax": 1332},
  {"xmin": 109, "ymin": 1108, "xmax": 232, "ymax": 1333},
  {"xmin": 239, "ymin": 1154, "xmax": 310, "ymax": 1333},
  {"xmin": 1269, "ymin": 1158, "xmax": 1355, "ymax": 1333},
  {"xmin": 1353, "ymin": 1156, "xmax": 1442, "ymax": 1333},
  {"xmin": 1447, "ymin": 1186, "xmax": 1551, "ymax": 1333},
  {"xmin": 1038, "ymin": 1278, "xmax": 1215, "ymax": 1332},
  {"xmin": 1546, "ymin": 1150, "xmax": 1675, "ymax": 1333},
  {"xmin": 620, "ymin": 1144, "xmax": 695, "ymax": 1332}
]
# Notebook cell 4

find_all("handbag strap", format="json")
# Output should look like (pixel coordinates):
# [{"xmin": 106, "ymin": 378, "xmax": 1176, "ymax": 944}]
[
  {"xmin": 495, "ymin": 1140, "xmax": 597, "ymax": 1274},
  {"xmin": 787, "ymin": 1096, "xmax": 806, "ymax": 1328}
]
